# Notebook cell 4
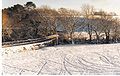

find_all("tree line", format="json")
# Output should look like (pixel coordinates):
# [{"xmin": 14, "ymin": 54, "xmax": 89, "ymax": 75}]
[{"xmin": 2, "ymin": 2, "xmax": 120, "ymax": 44}]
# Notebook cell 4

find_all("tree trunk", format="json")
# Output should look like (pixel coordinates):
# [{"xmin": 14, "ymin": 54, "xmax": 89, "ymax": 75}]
[
  {"xmin": 56, "ymin": 34, "xmax": 58, "ymax": 45},
  {"xmin": 70, "ymin": 32, "xmax": 74, "ymax": 44},
  {"xmin": 71, "ymin": 39, "xmax": 75, "ymax": 44},
  {"xmin": 96, "ymin": 35, "xmax": 99, "ymax": 43},
  {"xmin": 88, "ymin": 24, "xmax": 92, "ymax": 43},
  {"xmin": 94, "ymin": 31, "xmax": 100, "ymax": 44},
  {"xmin": 88, "ymin": 33, "xmax": 92, "ymax": 43},
  {"xmin": 105, "ymin": 33, "xmax": 110, "ymax": 44}
]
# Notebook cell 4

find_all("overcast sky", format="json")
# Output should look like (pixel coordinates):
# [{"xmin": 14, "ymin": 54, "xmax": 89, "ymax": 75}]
[{"xmin": 2, "ymin": 0, "xmax": 120, "ymax": 15}]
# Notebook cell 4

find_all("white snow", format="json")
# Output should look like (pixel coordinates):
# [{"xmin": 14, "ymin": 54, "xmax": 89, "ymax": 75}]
[{"xmin": 2, "ymin": 43, "xmax": 120, "ymax": 75}]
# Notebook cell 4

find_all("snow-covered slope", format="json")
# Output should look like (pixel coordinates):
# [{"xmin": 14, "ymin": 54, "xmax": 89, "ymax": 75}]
[{"xmin": 2, "ymin": 43, "xmax": 120, "ymax": 75}]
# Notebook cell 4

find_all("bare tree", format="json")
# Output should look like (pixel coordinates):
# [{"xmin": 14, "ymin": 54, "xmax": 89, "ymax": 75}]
[
  {"xmin": 38, "ymin": 6, "xmax": 59, "ymax": 35},
  {"xmin": 81, "ymin": 4, "xmax": 95, "ymax": 43},
  {"xmin": 112, "ymin": 18, "xmax": 120, "ymax": 43},
  {"xmin": 98, "ymin": 11, "xmax": 114, "ymax": 43},
  {"xmin": 58, "ymin": 8, "xmax": 81, "ymax": 44}
]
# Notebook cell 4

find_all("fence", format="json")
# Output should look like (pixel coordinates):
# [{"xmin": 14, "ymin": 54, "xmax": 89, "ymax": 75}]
[{"xmin": 2, "ymin": 35, "xmax": 58, "ymax": 47}]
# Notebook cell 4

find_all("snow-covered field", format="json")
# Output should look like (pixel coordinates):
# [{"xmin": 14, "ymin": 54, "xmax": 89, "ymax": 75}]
[{"xmin": 2, "ymin": 43, "xmax": 120, "ymax": 75}]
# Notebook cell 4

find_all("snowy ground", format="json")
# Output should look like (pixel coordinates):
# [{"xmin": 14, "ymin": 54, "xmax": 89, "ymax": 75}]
[{"xmin": 2, "ymin": 43, "xmax": 120, "ymax": 75}]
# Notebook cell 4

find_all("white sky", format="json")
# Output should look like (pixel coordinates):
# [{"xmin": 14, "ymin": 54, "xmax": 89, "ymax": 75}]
[{"xmin": 2, "ymin": 0, "xmax": 120, "ymax": 15}]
